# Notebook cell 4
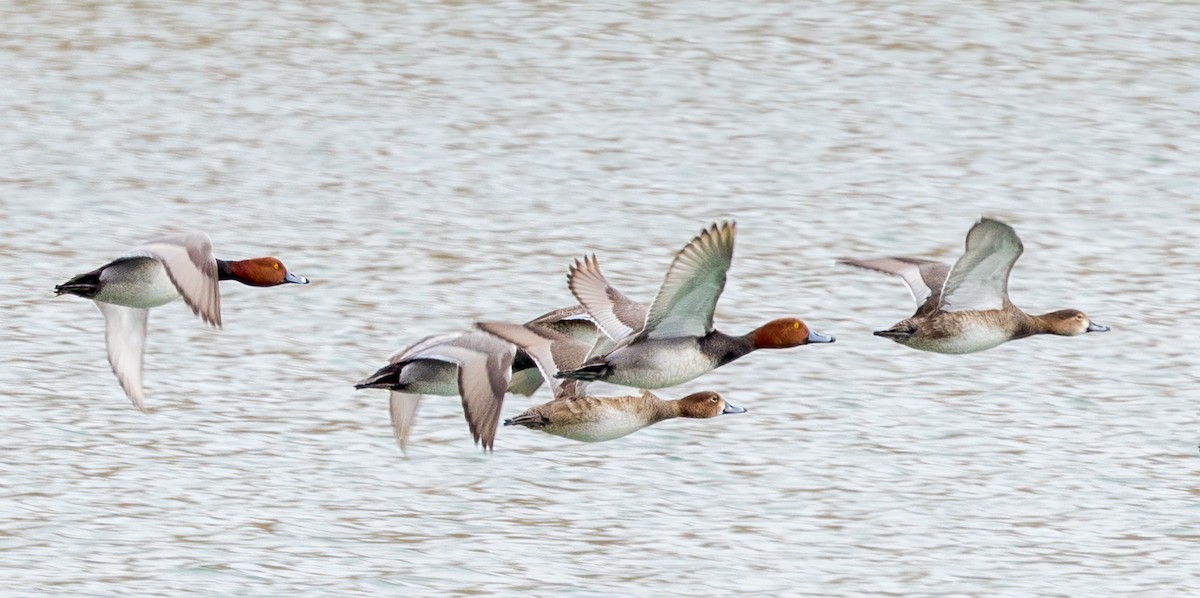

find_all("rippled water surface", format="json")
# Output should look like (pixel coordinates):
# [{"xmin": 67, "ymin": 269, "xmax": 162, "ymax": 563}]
[{"xmin": 3, "ymin": 1, "xmax": 1199, "ymax": 595}]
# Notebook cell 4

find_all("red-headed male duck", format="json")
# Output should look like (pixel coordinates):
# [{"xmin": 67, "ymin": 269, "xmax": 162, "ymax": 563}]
[
  {"xmin": 355, "ymin": 306, "xmax": 604, "ymax": 452},
  {"xmin": 840, "ymin": 217, "xmax": 1109, "ymax": 354},
  {"xmin": 477, "ymin": 321, "xmax": 743, "ymax": 443},
  {"xmin": 55, "ymin": 232, "xmax": 309, "ymax": 411},
  {"xmin": 555, "ymin": 221, "xmax": 834, "ymax": 389}
]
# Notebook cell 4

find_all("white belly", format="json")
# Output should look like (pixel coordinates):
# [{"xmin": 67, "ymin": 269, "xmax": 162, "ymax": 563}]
[
  {"xmin": 608, "ymin": 342, "xmax": 714, "ymax": 389},
  {"xmin": 547, "ymin": 409, "xmax": 650, "ymax": 442},
  {"xmin": 917, "ymin": 325, "xmax": 1011, "ymax": 354}
]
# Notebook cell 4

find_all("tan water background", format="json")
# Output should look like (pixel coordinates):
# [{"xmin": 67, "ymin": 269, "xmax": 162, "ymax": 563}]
[{"xmin": 2, "ymin": 1, "xmax": 1199, "ymax": 595}]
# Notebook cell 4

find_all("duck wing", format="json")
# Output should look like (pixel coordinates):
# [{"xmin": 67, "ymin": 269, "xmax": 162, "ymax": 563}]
[
  {"xmin": 126, "ymin": 232, "xmax": 221, "ymax": 328},
  {"xmin": 387, "ymin": 392, "xmax": 422, "ymax": 452},
  {"xmin": 938, "ymin": 218, "xmax": 1024, "ymax": 313},
  {"xmin": 406, "ymin": 333, "xmax": 515, "ymax": 451},
  {"xmin": 639, "ymin": 221, "xmax": 736, "ymax": 341},
  {"xmin": 566, "ymin": 254, "xmax": 647, "ymax": 342},
  {"xmin": 839, "ymin": 256, "xmax": 950, "ymax": 316},
  {"xmin": 524, "ymin": 304, "xmax": 602, "ymax": 346},
  {"xmin": 95, "ymin": 302, "xmax": 150, "ymax": 412},
  {"xmin": 477, "ymin": 322, "xmax": 591, "ymax": 400}
]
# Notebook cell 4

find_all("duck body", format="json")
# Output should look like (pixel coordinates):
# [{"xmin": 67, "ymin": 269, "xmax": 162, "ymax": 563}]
[
  {"xmin": 379, "ymin": 359, "xmax": 462, "ymax": 396},
  {"xmin": 843, "ymin": 218, "xmax": 1109, "ymax": 354},
  {"xmin": 355, "ymin": 331, "xmax": 544, "ymax": 398},
  {"xmin": 555, "ymin": 222, "xmax": 833, "ymax": 389},
  {"xmin": 880, "ymin": 309, "xmax": 1027, "ymax": 354},
  {"xmin": 508, "ymin": 394, "xmax": 661, "ymax": 442},
  {"xmin": 504, "ymin": 391, "xmax": 744, "ymax": 443},
  {"xmin": 566, "ymin": 333, "xmax": 756, "ymax": 389},
  {"xmin": 85, "ymin": 257, "xmax": 184, "ymax": 308}
]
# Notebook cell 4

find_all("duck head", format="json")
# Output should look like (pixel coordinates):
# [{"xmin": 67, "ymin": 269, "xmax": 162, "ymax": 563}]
[
  {"xmin": 678, "ymin": 391, "xmax": 746, "ymax": 419},
  {"xmin": 222, "ymin": 257, "xmax": 310, "ymax": 287},
  {"xmin": 1037, "ymin": 309, "xmax": 1109, "ymax": 336},
  {"xmin": 748, "ymin": 318, "xmax": 835, "ymax": 349}
]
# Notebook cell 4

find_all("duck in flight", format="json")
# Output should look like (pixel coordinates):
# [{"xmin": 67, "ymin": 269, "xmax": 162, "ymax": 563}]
[
  {"xmin": 354, "ymin": 306, "xmax": 601, "ymax": 452},
  {"xmin": 840, "ymin": 217, "xmax": 1109, "ymax": 354},
  {"xmin": 55, "ymin": 232, "xmax": 309, "ymax": 411},
  {"xmin": 477, "ymin": 321, "xmax": 744, "ymax": 443},
  {"xmin": 555, "ymin": 221, "xmax": 834, "ymax": 389}
]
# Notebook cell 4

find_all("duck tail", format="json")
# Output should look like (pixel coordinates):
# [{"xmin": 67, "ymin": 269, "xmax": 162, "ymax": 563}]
[
  {"xmin": 54, "ymin": 270, "xmax": 102, "ymax": 298},
  {"xmin": 355, "ymin": 362, "xmax": 403, "ymax": 390},
  {"xmin": 873, "ymin": 326, "xmax": 915, "ymax": 341},
  {"xmin": 504, "ymin": 413, "xmax": 548, "ymax": 429},
  {"xmin": 554, "ymin": 362, "xmax": 608, "ymax": 382}
]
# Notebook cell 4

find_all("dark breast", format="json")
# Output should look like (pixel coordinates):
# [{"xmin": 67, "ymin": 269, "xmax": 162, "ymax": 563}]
[{"xmin": 699, "ymin": 333, "xmax": 752, "ymax": 367}]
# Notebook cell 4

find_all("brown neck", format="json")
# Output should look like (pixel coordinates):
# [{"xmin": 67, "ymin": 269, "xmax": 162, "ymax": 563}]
[
  {"xmin": 650, "ymin": 396, "xmax": 683, "ymax": 423},
  {"xmin": 1017, "ymin": 311, "xmax": 1056, "ymax": 338}
]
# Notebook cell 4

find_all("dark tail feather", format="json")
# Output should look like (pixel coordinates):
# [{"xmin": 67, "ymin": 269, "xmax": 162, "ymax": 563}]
[
  {"xmin": 873, "ymin": 327, "xmax": 915, "ymax": 341},
  {"xmin": 355, "ymin": 362, "xmax": 403, "ymax": 390},
  {"xmin": 554, "ymin": 362, "xmax": 609, "ymax": 382},
  {"xmin": 54, "ymin": 271, "xmax": 102, "ymax": 298},
  {"xmin": 504, "ymin": 413, "xmax": 548, "ymax": 429}
]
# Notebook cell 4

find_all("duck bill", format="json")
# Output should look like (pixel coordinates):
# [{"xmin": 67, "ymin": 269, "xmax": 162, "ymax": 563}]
[
  {"xmin": 1086, "ymin": 321, "xmax": 1109, "ymax": 333},
  {"xmin": 806, "ymin": 329, "xmax": 835, "ymax": 344},
  {"xmin": 721, "ymin": 402, "xmax": 747, "ymax": 415},
  {"xmin": 284, "ymin": 272, "xmax": 310, "ymax": 284}
]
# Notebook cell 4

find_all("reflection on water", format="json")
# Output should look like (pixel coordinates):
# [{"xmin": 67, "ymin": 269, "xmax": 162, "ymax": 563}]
[{"xmin": 3, "ymin": 1, "xmax": 1199, "ymax": 595}]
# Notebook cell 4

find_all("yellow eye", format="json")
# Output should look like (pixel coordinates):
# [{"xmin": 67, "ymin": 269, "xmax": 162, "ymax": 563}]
[
  {"xmin": 793, "ymin": 322, "xmax": 800, "ymax": 329},
  {"xmin": 273, "ymin": 262, "xmax": 280, "ymax": 270}
]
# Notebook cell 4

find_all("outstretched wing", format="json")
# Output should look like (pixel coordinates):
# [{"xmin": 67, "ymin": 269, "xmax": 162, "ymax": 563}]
[
  {"xmin": 95, "ymin": 302, "xmax": 150, "ymax": 412},
  {"xmin": 477, "ymin": 322, "xmax": 591, "ymax": 400},
  {"xmin": 939, "ymin": 218, "xmax": 1024, "ymax": 313},
  {"xmin": 839, "ymin": 256, "xmax": 950, "ymax": 315},
  {"xmin": 639, "ymin": 222, "xmax": 736, "ymax": 341},
  {"xmin": 524, "ymin": 304, "xmax": 602, "ymax": 348},
  {"xmin": 126, "ymin": 232, "xmax": 221, "ymax": 328},
  {"xmin": 388, "ymin": 392, "xmax": 421, "ymax": 453},
  {"xmin": 566, "ymin": 254, "xmax": 647, "ymax": 341},
  {"xmin": 414, "ymin": 340, "xmax": 513, "ymax": 451}
]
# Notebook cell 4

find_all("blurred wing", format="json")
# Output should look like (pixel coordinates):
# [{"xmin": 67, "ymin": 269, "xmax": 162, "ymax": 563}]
[
  {"xmin": 388, "ymin": 392, "xmax": 421, "ymax": 453},
  {"xmin": 96, "ymin": 302, "xmax": 150, "ymax": 412},
  {"xmin": 839, "ymin": 256, "xmax": 950, "ymax": 312},
  {"xmin": 477, "ymin": 322, "xmax": 591, "ymax": 399},
  {"xmin": 640, "ymin": 222, "xmax": 735, "ymax": 340},
  {"xmin": 524, "ymin": 305, "xmax": 602, "ymax": 346},
  {"xmin": 418, "ymin": 342, "xmax": 512, "ymax": 451},
  {"xmin": 127, "ymin": 232, "xmax": 221, "ymax": 328},
  {"xmin": 567, "ymin": 254, "xmax": 647, "ymax": 341},
  {"xmin": 389, "ymin": 332, "xmax": 467, "ymax": 364},
  {"xmin": 939, "ymin": 218, "xmax": 1024, "ymax": 312}
]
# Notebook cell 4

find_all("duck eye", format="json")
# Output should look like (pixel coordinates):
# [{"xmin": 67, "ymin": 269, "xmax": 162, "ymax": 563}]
[
  {"xmin": 793, "ymin": 322, "xmax": 800, "ymax": 329},
  {"xmin": 273, "ymin": 262, "xmax": 280, "ymax": 270},
  {"xmin": 710, "ymin": 396, "xmax": 718, "ymax": 402}
]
